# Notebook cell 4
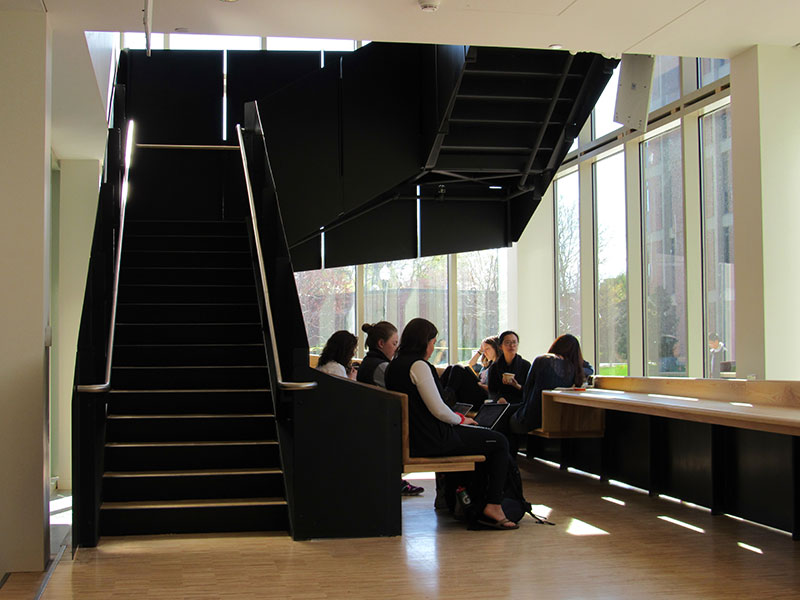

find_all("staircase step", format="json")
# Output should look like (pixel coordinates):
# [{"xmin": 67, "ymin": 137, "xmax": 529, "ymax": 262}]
[
  {"xmin": 122, "ymin": 250, "xmax": 251, "ymax": 268},
  {"xmin": 116, "ymin": 303, "xmax": 260, "ymax": 324},
  {"xmin": 120, "ymin": 267, "xmax": 255, "ymax": 286},
  {"xmin": 125, "ymin": 234, "xmax": 249, "ymax": 252},
  {"xmin": 114, "ymin": 343, "xmax": 266, "ymax": 366},
  {"xmin": 99, "ymin": 498, "xmax": 289, "ymax": 535},
  {"xmin": 107, "ymin": 389, "xmax": 271, "ymax": 414},
  {"xmin": 118, "ymin": 284, "xmax": 257, "ymax": 303},
  {"xmin": 105, "ymin": 413, "xmax": 276, "ymax": 442},
  {"xmin": 126, "ymin": 220, "xmax": 247, "ymax": 236},
  {"xmin": 115, "ymin": 322, "xmax": 262, "ymax": 344},
  {"xmin": 112, "ymin": 365, "xmax": 270, "ymax": 389},
  {"xmin": 103, "ymin": 468, "xmax": 285, "ymax": 501},
  {"xmin": 104, "ymin": 440, "xmax": 280, "ymax": 471}
]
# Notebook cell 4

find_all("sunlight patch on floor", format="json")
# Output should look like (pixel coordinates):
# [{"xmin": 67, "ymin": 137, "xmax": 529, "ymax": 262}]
[
  {"xmin": 658, "ymin": 515, "xmax": 705, "ymax": 533},
  {"xmin": 566, "ymin": 518, "xmax": 608, "ymax": 536}
]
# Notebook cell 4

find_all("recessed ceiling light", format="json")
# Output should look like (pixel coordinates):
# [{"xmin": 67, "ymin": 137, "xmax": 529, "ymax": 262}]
[
  {"xmin": 549, "ymin": 44, "xmax": 563, "ymax": 50},
  {"xmin": 174, "ymin": 27, "xmax": 189, "ymax": 32},
  {"xmin": 219, "ymin": 0, "xmax": 239, "ymax": 3}
]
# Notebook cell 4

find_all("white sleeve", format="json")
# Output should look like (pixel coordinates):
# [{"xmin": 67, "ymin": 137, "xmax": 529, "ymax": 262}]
[
  {"xmin": 373, "ymin": 362, "xmax": 388, "ymax": 388},
  {"xmin": 317, "ymin": 362, "xmax": 346, "ymax": 378},
  {"xmin": 409, "ymin": 361, "xmax": 461, "ymax": 425}
]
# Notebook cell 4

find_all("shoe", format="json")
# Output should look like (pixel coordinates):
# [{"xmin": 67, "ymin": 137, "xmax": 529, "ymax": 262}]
[
  {"xmin": 474, "ymin": 517, "xmax": 519, "ymax": 530},
  {"xmin": 401, "ymin": 480, "xmax": 424, "ymax": 496}
]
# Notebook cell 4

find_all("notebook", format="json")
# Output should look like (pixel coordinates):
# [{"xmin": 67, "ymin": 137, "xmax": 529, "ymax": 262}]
[{"xmin": 474, "ymin": 402, "xmax": 510, "ymax": 429}]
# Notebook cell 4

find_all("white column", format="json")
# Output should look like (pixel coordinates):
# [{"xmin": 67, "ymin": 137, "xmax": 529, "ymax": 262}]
[
  {"xmin": 0, "ymin": 10, "xmax": 51, "ymax": 573},
  {"xmin": 682, "ymin": 115, "xmax": 704, "ymax": 377},
  {"xmin": 52, "ymin": 160, "xmax": 101, "ymax": 490},
  {"xmin": 578, "ymin": 161, "xmax": 596, "ymax": 367},
  {"xmin": 515, "ymin": 188, "xmax": 556, "ymax": 360},
  {"xmin": 624, "ymin": 139, "xmax": 644, "ymax": 376},
  {"xmin": 731, "ymin": 45, "xmax": 800, "ymax": 380}
]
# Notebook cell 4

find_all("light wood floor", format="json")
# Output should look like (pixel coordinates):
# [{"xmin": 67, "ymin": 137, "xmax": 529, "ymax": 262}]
[{"xmin": 3, "ymin": 459, "xmax": 799, "ymax": 599}]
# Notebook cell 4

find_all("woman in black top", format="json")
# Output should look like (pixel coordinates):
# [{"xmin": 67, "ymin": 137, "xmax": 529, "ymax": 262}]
[
  {"xmin": 511, "ymin": 334, "xmax": 589, "ymax": 433},
  {"xmin": 487, "ymin": 331, "xmax": 531, "ymax": 403},
  {"xmin": 385, "ymin": 318, "xmax": 518, "ymax": 530},
  {"xmin": 356, "ymin": 321, "xmax": 398, "ymax": 388}
]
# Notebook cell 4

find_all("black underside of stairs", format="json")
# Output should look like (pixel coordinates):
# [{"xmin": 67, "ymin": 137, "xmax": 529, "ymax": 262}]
[{"xmin": 100, "ymin": 218, "xmax": 288, "ymax": 536}]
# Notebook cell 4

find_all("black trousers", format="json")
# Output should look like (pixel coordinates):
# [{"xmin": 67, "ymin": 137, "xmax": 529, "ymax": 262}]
[{"xmin": 440, "ymin": 425, "xmax": 510, "ymax": 505}]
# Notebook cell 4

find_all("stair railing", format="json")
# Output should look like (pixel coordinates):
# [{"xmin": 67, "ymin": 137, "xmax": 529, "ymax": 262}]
[
  {"xmin": 235, "ymin": 122, "xmax": 316, "ymax": 392},
  {"xmin": 76, "ymin": 119, "xmax": 135, "ymax": 393}
]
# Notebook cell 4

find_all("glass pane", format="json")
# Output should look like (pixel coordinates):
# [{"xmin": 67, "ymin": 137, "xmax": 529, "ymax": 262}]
[
  {"xmin": 594, "ymin": 152, "xmax": 628, "ymax": 375},
  {"xmin": 364, "ymin": 257, "xmax": 449, "ymax": 365},
  {"xmin": 169, "ymin": 34, "xmax": 262, "ymax": 51},
  {"xmin": 593, "ymin": 65, "xmax": 621, "ymax": 139},
  {"xmin": 650, "ymin": 56, "xmax": 681, "ymax": 111},
  {"xmin": 701, "ymin": 106, "xmax": 734, "ymax": 378},
  {"xmin": 642, "ymin": 127, "xmax": 687, "ymax": 376},
  {"xmin": 266, "ymin": 37, "xmax": 355, "ymax": 51},
  {"xmin": 456, "ymin": 249, "xmax": 509, "ymax": 363},
  {"xmin": 294, "ymin": 266, "xmax": 356, "ymax": 354},
  {"xmin": 555, "ymin": 172, "xmax": 581, "ymax": 339},
  {"xmin": 699, "ymin": 58, "xmax": 730, "ymax": 87},
  {"xmin": 122, "ymin": 32, "xmax": 164, "ymax": 50}
]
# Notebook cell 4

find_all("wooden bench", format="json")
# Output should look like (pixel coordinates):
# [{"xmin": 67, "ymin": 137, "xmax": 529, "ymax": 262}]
[{"xmin": 541, "ymin": 376, "xmax": 800, "ymax": 437}]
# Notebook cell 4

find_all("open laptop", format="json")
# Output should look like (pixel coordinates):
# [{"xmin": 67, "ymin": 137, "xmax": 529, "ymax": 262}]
[{"xmin": 473, "ymin": 402, "xmax": 511, "ymax": 429}]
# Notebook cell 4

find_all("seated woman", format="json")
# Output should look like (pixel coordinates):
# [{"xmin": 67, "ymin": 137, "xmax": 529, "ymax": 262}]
[
  {"xmin": 357, "ymin": 321, "xmax": 398, "ymax": 388},
  {"xmin": 385, "ymin": 318, "xmax": 518, "ymax": 530},
  {"xmin": 356, "ymin": 321, "xmax": 424, "ymax": 497},
  {"xmin": 486, "ymin": 331, "xmax": 531, "ymax": 404},
  {"xmin": 510, "ymin": 333, "xmax": 589, "ymax": 434},
  {"xmin": 316, "ymin": 330, "xmax": 358, "ymax": 380},
  {"xmin": 472, "ymin": 336, "xmax": 500, "ymax": 393}
]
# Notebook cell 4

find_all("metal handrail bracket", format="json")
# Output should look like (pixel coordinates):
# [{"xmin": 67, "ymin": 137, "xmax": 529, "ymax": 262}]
[
  {"xmin": 236, "ymin": 124, "xmax": 316, "ymax": 392},
  {"xmin": 77, "ymin": 120, "xmax": 135, "ymax": 394}
]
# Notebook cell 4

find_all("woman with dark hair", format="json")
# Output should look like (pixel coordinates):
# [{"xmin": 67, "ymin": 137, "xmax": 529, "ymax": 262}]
[
  {"xmin": 357, "ymin": 321, "xmax": 398, "ymax": 388},
  {"xmin": 474, "ymin": 336, "xmax": 501, "ymax": 392},
  {"xmin": 486, "ymin": 331, "xmax": 531, "ymax": 403},
  {"xmin": 316, "ymin": 330, "xmax": 358, "ymax": 380},
  {"xmin": 510, "ymin": 333, "xmax": 591, "ymax": 434},
  {"xmin": 385, "ymin": 318, "xmax": 519, "ymax": 530}
]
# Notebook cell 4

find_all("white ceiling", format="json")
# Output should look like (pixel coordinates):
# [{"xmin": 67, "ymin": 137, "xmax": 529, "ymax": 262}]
[
  {"xmin": 3, "ymin": 0, "xmax": 798, "ymax": 161},
  {"xmin": 7, "ymin": 0, "xmax": 799, "ymax": 58}
]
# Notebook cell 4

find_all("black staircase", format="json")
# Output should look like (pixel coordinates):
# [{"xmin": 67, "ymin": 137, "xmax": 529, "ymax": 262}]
[{"xmin": 99, "ymin": 217, "xmax": 288, "ymax": 535}]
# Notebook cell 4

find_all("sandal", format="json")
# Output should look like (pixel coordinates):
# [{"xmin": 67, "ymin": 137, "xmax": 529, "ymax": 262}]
[{"xmin": 475, "ymin": 517, "xmax": 519, "ymax": 530}]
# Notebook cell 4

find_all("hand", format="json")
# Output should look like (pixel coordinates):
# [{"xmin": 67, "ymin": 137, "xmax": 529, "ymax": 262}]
[{"xmin": 462, "ymin": 417, "xmax": 478, "ymax": 426}]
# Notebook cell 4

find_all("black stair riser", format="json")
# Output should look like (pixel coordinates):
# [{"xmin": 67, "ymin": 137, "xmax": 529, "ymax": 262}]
[
  {"xmin": 113, "ymin": 344, "xmax": 267, "ymax": 367},
  {"xmin": 115, "ymin": 323, "xmax": 262, "ymax": 345},
  {"xmin": 99, "ymin": 504, "xmax": 289, "ymax": 536},
  {"xmin": 120, "ymin": 267, "xmax": 255, "ymax": 286},
  {"xmin": 107, "ymin": 390, "xmax": 271, "ymax": 414},
  {"xmin": 103, "ymin": 472, "xmax": 285, "ymax": 501},
  {"xmin": 118, "ymin": 284, "xmax": 257, "ymax": 303},
  {"xmin": 105, "ymin": 443, "xmax": 280, "ymax": 471},
  {"xmin": 122, "ymin": 251, "xmax": 251, "ymax": 268},
  {"xmin": 106, "ymin": 416, "xmax": 276, "ymax": 442},
  {"xmin": 125, "ymin": 235, "xmax": 249, "ymax": 252},
  {"xmin": 112, "ymin": 366, "xmax": 269, "ymax": 390},
  {"xmin": 116, "ymin": 303, "xmax": 260, "ymax": 324},
  {"xmin": 126, "ymin": 220, "xmax": 247, "ymax": 236}
]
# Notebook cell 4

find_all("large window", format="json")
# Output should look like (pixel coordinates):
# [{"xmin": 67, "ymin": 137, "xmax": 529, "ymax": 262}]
[
  {"xmin": 594, "ymin": 152, "xmax": 628, "ymax": 375},
  {"xmin": 642, "ymin": 127, "xmax": 687, "ymax": 376},
  {"xmin": 555, "ymin": 172, "xmax": 581, "ymax": 339},
  {"xmin": 364, "ymin": 257, "xmax": 449, "ymax": 365},
  {"xmin": 699, "ymin": 58, "xmax": 730, "ymax": 87},
  {"xmin": 294, "ymin": 266, "xmax": 356, "ymax": 354},
  {"xmin": 650, "ymin": 56, "xmax": 681, "ymax": 111},
  {"xmin": 593, "ymin": 65, "xmax": 621, "ymax": 139},
  {"xmin": 456, "ymin": 249, "xmax": 508, "ymax": 362},
  {"xmin": 701, "ymin": 106, "xmax": 734, "ymax": 377}
]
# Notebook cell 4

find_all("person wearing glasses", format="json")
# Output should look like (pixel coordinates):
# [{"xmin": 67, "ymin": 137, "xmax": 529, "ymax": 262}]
[{"xmin": 486, "ymin": 330, "xmax": 530, "ymax": 404}]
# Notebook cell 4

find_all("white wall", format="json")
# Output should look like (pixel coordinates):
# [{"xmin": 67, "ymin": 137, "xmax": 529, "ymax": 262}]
[
  {"xmin": 51, "ymin": 160, "xmax": 101, "ymax": 491},
  {"xmin": 0, "ymin": 10, "xmax": 52, "ymax": 573},
  {"xmin": 732, "ymin": 45, "xmax": 800, "ymax": 380},
  {"xmin": 514, "ymin": 188, "xmax": 556, "ymax": 362}
]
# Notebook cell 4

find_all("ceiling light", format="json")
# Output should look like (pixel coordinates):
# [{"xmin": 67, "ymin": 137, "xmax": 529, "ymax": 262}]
[
  {"xmin": 419, "ymin": 0, "xmax": 440, "ymax": 12},
  {"xmin": 549, "ymin": 43, "xmax": 563, "ymax": 50},
  {"xmin": 219, "ymin": 0, "xmax": 239, "ymax": 3}
]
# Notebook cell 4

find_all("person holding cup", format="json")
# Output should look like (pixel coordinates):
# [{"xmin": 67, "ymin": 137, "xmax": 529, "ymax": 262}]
[{"xmin": 486, "ymin": 330, "xmax": 531, "ymax": 404}]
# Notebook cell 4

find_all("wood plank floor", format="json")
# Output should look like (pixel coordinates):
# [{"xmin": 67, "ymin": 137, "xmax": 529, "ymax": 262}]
[{"xmin": 3, "ymin": 458, "xmax": 799, "ymax": 599}]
